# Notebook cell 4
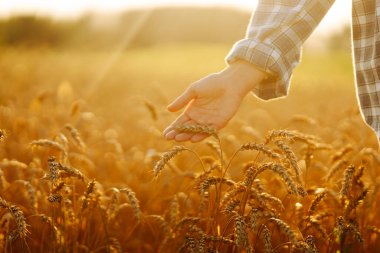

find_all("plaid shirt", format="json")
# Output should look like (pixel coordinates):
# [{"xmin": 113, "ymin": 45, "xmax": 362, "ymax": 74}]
[{"xmin": 226, "ymin": 0, "xmax": 380, "ymax": 139}]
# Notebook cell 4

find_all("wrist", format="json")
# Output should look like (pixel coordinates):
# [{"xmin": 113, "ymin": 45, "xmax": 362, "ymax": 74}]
[{"xmin": 222, "ymin": 60, "xmax": 268, "ymax": 96}]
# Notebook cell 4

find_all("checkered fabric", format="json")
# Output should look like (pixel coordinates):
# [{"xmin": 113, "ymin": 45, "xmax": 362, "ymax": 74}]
[{"xmin": 226, "ymin": 0, "xmax": 380, "ymax": 139}]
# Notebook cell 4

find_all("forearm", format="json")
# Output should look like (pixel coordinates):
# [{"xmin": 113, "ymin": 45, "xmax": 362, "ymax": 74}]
[{"xmin": 226, "ymin": 0, "xmax": 335, "ymax": 100}]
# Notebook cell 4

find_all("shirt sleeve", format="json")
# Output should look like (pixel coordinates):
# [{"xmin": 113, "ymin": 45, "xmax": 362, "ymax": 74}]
[{"xmin": 226, "ymin": 0, "xmax": 335, "ymax": 100}]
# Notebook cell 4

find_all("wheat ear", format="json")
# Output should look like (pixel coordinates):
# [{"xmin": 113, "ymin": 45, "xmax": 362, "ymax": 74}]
[
  {"xmin": 269, "ymin": 218, "xmax": 298, "ymax": 245},
  {"xmin": 120, "ymin": 187, "xmax": 141, "ymax": 221},
  {"xmin": 340, "ymin": 165, "xmax": 355, "ymax": 198},
  {"xmin": 153, "ymin": 146, "xmax": 186, "ymax": 178},
  {"xmin": 0, "ymin": 197, "xmax": 29, "ymax": 241}
]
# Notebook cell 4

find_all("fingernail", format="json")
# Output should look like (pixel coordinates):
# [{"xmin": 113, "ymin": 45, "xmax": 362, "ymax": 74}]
[
  {"xmin": 165, "ymin": 131, "xmax": 176, "ymax": 140},
  {"xmin": 163, "ymin": 127, "xmax": 171, "ymax": 135}
]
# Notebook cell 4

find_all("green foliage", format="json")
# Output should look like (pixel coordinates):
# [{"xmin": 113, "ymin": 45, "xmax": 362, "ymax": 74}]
[{"xmin": 0, "ymin": 16, "xmax": 63, "ymax": 47}]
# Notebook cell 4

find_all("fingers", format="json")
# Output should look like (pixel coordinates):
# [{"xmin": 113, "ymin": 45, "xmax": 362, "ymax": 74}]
[
  {"xmin": 164, "ymin": 130, "xmax": 177, "ymax": 140},
  {"xmin": 174, "ymin": 133, "xmax": 193, "ymax": 142},
  {"xmin": 175, "ymin": 133, "xmax": 209, "ymax": 142},
  {"xmin": 191, "ymin": 133, "xmax": 208, "ymax": 143},
  {"xmin": 164, "ymin": 117, "xmax": 202, "ymax": 142},
  {"xmin": 163, "ymin": 113, "xmax": 190, "ymax": 136},
  {"xmin": 167, "ymin": 88, "xmax": 195, "ymax": 112},
  {"xmin": 165, "ymin": 130, "xmax": 193, "ymax": 142},
  {"xmin": 165, "ymin": 129, "xmax": 210, "ymax": 142},
  {"xmin": 165, "ymin": 129, "xmax": 193, "ymax": 142},
  {"xmin": 163, "ymin": 112, "xmax": 215, "ymax": 142}
]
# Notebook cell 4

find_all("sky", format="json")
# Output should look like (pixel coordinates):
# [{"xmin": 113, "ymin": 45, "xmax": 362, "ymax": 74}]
[{"xmin": 0, "ymin": 0, "xmax": 350, "ymax": 34}]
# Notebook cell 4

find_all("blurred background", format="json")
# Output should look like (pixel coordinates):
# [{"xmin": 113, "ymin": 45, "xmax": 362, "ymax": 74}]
[
  {"xmin": 0, "ymin": 0, "xmax": 376, "ymax": 146},
  {"xmin": 0, "ymin": 0, "xmax": 351, "ymax": 49}
]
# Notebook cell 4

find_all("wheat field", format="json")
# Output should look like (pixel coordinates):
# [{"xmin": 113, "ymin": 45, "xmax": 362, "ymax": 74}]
[{"xmin": 0, "ymin": 43, "xmax": 379, "ymax": 253}]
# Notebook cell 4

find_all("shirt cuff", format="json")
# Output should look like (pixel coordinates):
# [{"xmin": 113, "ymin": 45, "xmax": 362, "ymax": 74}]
[{"xmin": 225, "ymin": 38, "xmax": 293, "ymax": 101}]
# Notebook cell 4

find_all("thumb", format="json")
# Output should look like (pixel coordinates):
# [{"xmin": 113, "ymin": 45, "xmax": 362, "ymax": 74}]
[{"xmin": 167, "ymin": 88, "xmax": 195, "ymax": 112}]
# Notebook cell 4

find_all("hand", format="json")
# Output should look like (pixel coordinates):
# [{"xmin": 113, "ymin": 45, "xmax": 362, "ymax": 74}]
[{"xmin": 163, "ymin": 60, "xmax": 268, "ymax": 142}]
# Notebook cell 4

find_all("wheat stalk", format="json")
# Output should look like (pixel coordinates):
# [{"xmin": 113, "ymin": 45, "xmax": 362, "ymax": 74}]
[
  {"xmin": 175, "ymin": 124, "xmax": 223, "ymax": 171},
  {"xmin": 344, "ymin": 188, "xmax": 368, "ymax": 219},
  {"xmin": 82, "ymin": 179, "xmax": 96, "ymax": 210},
  {"xmin": 64, "ymin": 124, "xmax": 86, "ymax": 150},
  {"xmin": 120, "ymin": 187, "xmax": 141, "ymax": 221},
  {"xmin": 340, "ymin": 165, "xmax": 355, "ymax": 198},
  {"xmin": 0, "ymin": 197, "xmax": 29, "ymax": 241},
  {"xmin": 197, "ymin": 233, "xmax": 206, "ymax": 253},
  {"xmin": 308, "ymin": 191, "xmax": 327, "ymax": 216},
  {"xmin": 261, "ymin": 225, "xmax": 274, "ymax": 253},
  {"xmin": 256, "ymin": 163, "xmax": 303, "ymax": 196},
  {"xmin": 51, "ymin": 181, "xmax": 65, "ymax": 194},
  {"xmin": 0, "ymin": 158, "xmax": 28, "ymax": 170},
  {"xmin": 63, "ymin": 198, "xmax": 76, "ymax": 224},
  {"xmin": 37, "ymin": 214, "xmax": 61, "ymax": 243},
  {"xmin": 31, "ymin": 139, "xmax": 67, "ymax": 161},
  {"xmin": 305, "ymin": 235, "xmax": 318, "ymax": 253},
  {"xmin": 223, "ymin": 199, "xmax": 240, "ymax": 214},
  {"xmin": 243, "ymin": 164, "xmax": 257, "ymax": 188},
  {"xmin": 153, "ymin": 146, "xmax": 186, "ymax": 178},
  {"xmin": 234, "ymin": 213, "xmax": 249, "ymax": 250},
  {"xmin": 221, "ymin": 184, "xmax": 245, "ymax": 207},
  {"xmin": 175, "ymin": 124, "xmax": 218, "ymax": 138},
  {"xmin": 146, "ymin": 214, "xmax": 171, "ymax": 235},
  {"xmin": 259, "ymin": 192, "xmax": 284, "ymax": 210},
  {"xmin": 198, "ymin": 177, "xmax": 235, "ymax": 195},
  {"xmin": 174, "ymin": 217, "xmax": 201, "ymax": 231},
  {"xmin": 206, "ymin": 140, "xmax": 222, "ymax": 156},
  {"xmin": 265, "ymin": 130, "xmax": 298, "ymax": 143},
  {"xmin": 240, "ymin": 142, "xmax": 280, "ymax": 159},
  {"xmin": 368, "ymin": 226, "xmax": 380, "ymax": 234},
  {"xmin": 48, "ymin": 194, "xmax": 62, "ymax": 203},
  {"xmin": 295, "ymin": 235, "xmax": 317, "ymax": 253},
  {"xmin": 306, "ymin": 218, "xmax": 328, "ymax": 239},
  {"xmin": 313, "ymin": 212, "xmax": 332, "ymax": 221},
  {"xmin": 143, "ymin": 100, "xmax": 158, "ymax": 121},
  {"xmin": 353, "ymin": 166, "xmax": 365, "ymax": 188},
  {"xmin": 183, "ymin": 236, "xmax": 197, "ymax": 253},
  {"xmin": 14, "ymin": 180, "xmax": 37, "ymax": 213},
  {"xmin": 169, "ymin": 195, "xmax": 179, "ymax": 226},
  {"xmin": 360, "ymin": 147, "xmax": 380, "ymax": 164},
  {"xmin": 56, "ymin": 163, "xmax": 85, "ymax": 181},
  {"xmin": 0, "ymin": 129, "xmax": 5, "ymax": 142},
  {"xmin": 42, "ymin": 156, "xmax": 60, "ymax": 182},
  {"xmin": 346, "ymin": 223, "xmax": 364, "ymax": 243},
  {"xmin": 331, "ymin": 145, "xmax": 353, "ymax": 163},
  {"xmin": 269, "ymin": 218, "xmax": 298, "ymax": 245},
  {"xmin": 275, "ymin": 140, "xmax": 302, "ymax": 184},
  {"xmin": 326, "ymin": 160, "xmax": 349, "ymax": 182},
  {"xmin": 248, "ymin": 209, "xmax": 277, "ymax": 230},
  {"xmin": 204, "ymin": 235, "xmax": 234, "ymax": 245},
  {"xmin": 108, "ymin": 237, "xmax": 123, "ymax": 253}
]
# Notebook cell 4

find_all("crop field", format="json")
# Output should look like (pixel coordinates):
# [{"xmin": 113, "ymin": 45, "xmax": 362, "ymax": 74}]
[{"xmin": 0, "ymin": 43, "xmax": 380, "ymax": 253}]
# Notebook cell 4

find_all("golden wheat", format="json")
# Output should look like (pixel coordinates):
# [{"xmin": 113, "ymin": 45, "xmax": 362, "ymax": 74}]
[{"xmin": 1, "ymin": 75, "xmax": 379, "ymax": 253}]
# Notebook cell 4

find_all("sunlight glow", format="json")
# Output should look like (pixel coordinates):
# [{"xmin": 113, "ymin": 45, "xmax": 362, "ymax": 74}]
[{"xmin": 0, "ymin": 0, "xmax": 350, "ymax": 34}]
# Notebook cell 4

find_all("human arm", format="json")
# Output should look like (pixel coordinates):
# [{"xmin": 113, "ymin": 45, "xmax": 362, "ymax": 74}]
[
  {"xmin": 226, "ymin": 0, "xmax": 336, "ymax": 100},
  {"xmin": 164, "ymin": 0, "xmax": 335, "ymax": 142},
  {"xmin": 163, "ymin": 60, "xmax": 268, "ymax": 142}
]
